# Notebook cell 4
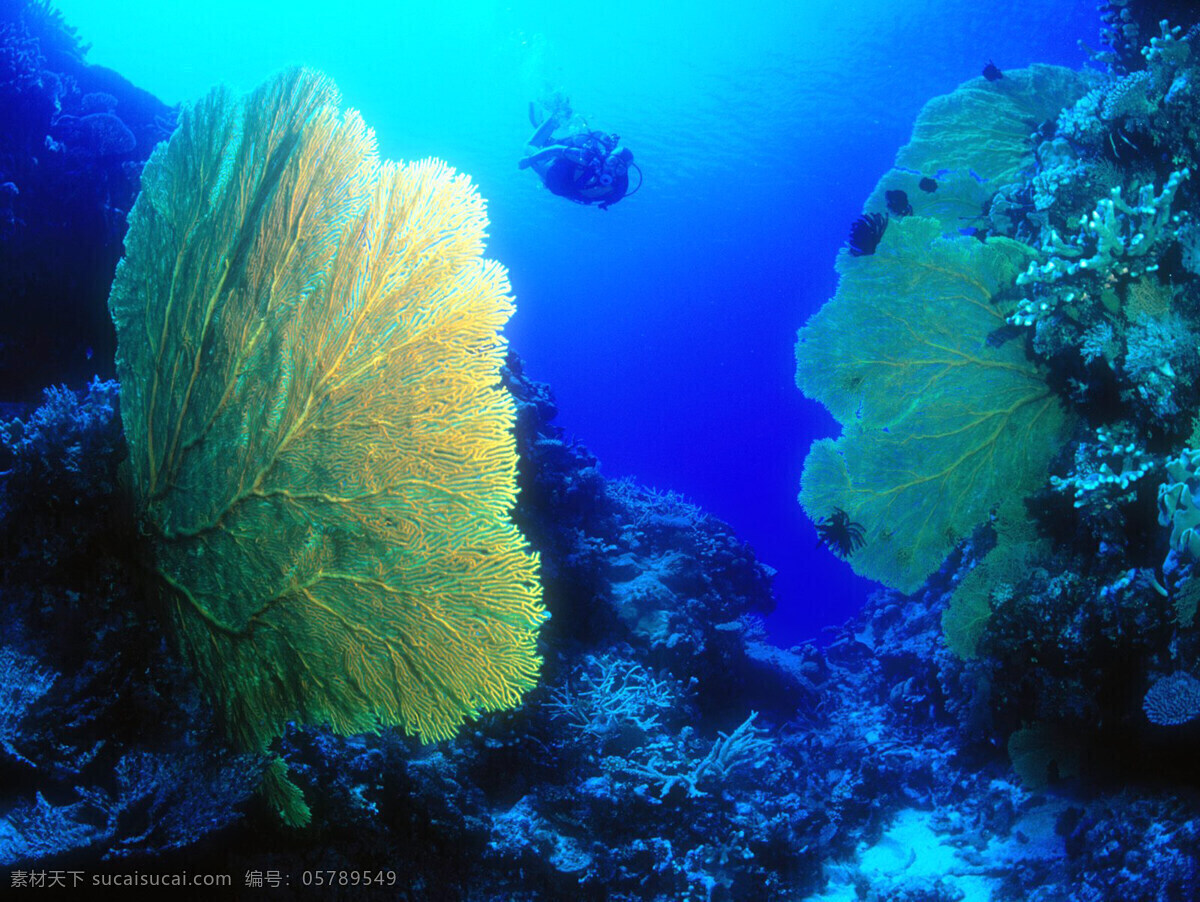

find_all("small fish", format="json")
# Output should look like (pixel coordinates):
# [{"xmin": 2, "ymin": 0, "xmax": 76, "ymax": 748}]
[
  {"xmin": 918, "ymin": 177, "xmax": 938, "ymax": 193},
  {"xmin": 983, "ymin": 60, "xmax": 1003, "ymax": 82},
  {"xmin": 885, "ymin": 189, "xmax": 913, "ymax": 217}
]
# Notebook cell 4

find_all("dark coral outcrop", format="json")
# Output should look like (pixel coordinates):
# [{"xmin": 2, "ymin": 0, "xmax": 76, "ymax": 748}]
[
  {"xmin": 0, "ymin": 382, "xmax": 260, "ymax": 866},
  {"xmin": 0, "ymin": 0, "xmax": 175, "ymax": 401}
]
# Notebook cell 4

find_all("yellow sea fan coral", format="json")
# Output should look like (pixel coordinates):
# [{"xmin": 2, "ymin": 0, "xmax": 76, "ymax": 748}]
[{"xmin": 108, "ymin": 68, "xmax": 545, "ymax": 813}]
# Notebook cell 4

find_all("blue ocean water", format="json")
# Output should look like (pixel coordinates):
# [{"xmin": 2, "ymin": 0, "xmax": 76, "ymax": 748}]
[{"xmin": 53, "ymin": 0, "xmax": 1099, "ymax": 645}]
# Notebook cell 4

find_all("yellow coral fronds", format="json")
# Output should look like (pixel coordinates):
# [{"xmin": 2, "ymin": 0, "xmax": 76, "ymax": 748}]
[
  {"xmin": 109, "ymin": 68, "xmax": 545, "ymax": 754},
  {"xmin": 1125, "ymin": 276, "xmax": 1174, "ymax": 321}
]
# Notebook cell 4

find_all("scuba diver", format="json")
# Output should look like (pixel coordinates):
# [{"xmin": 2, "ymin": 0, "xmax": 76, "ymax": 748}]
[{"xmin": 518, "ymin": 100, "xmax": 640, "ymax": 210}]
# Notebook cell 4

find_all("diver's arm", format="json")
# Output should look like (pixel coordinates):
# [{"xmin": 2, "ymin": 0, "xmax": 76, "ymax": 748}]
[
  {"xmin": 525, "ymin": 113, "xmax": 560, "ymax": 150},
  {"xmin": 518, "ymin": 144, "xmax": 569, "ymax": 169}
]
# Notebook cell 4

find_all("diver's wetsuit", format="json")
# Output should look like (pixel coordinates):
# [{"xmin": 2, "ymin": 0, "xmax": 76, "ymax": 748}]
[
  {"xmin": 543, "ymin": 160, "xmax": 628, "ymax": 208},
  {"xmin": 539, "ymin": 132, "xmax": 629, "ymax": 210}
]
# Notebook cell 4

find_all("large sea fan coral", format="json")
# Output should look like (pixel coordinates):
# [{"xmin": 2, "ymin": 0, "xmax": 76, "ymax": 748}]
[
  {"xmin": 865, "ymin": 64, "xmax": 1092, "ymax": 232},
  {"xmin": 107, "ymin": 68, "xmax": 545, "ymax": 822},
  {"xmin": 797, "ymin": 65, "xmax": 1088, "ymax": 595},
  {"xmin": 796, "ymin": 216, "xmax": 1071, "ymax": 593}
]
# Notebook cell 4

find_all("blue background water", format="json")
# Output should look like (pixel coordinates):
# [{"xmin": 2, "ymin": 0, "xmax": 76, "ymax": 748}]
[{"xmin": 52, "ymin": 0, "xmax": 1099, "ymax": 645}]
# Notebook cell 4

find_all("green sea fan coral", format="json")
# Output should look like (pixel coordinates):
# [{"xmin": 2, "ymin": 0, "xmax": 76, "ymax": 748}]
[
  {"xmin": 865, "ymin": 64, "xmax": 1093, "ymax": 231},
  {"xmin": 108, "ymin": 68, "xmax": 545, "ymax": 822},
  {"xmin": 797, "ymin": 65, "xmax": 1088, "ymax": 595},
  {"xmin": 796, "ymin": 216, "xmax": 1073, "ymax": 594}
]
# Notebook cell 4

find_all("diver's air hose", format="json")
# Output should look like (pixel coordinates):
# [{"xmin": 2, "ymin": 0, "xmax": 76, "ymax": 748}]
[{"xmin": 625, "ymin": 163, "xmax": 643, "ymax": 198}]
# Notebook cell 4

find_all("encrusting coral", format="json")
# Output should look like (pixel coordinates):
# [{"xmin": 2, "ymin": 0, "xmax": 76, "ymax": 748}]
[{"xmin": 107, "ymin": 68, "xmax": 545, "ymax": 824}]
